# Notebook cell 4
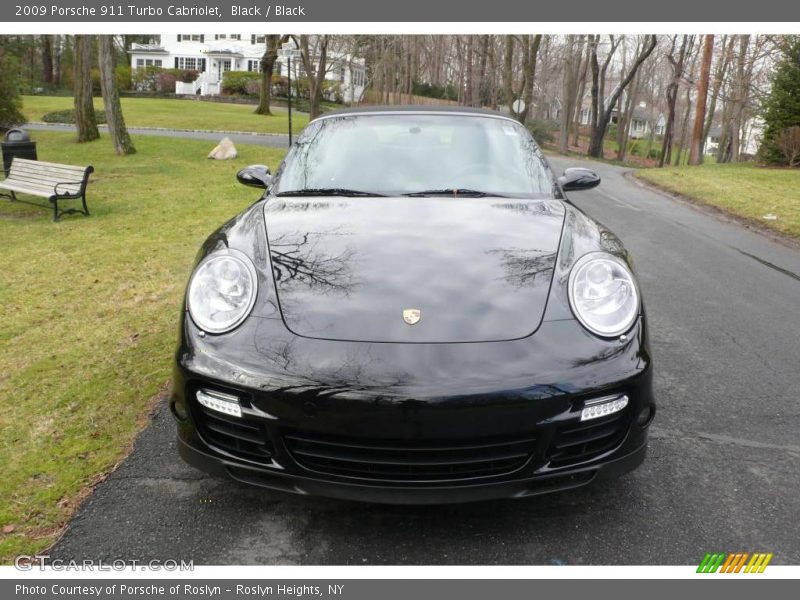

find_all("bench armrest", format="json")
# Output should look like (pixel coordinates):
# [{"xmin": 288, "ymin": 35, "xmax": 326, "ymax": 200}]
[{"xmin": 53, "ymin": 181, "xmax": 87, "ymax": 196}]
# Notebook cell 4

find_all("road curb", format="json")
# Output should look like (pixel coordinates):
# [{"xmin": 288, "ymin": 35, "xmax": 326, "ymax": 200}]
[
  {"xmin": 28, "ymin": 121, "xmax": 288, "ymax": 138},
  {"xmin": 625, "ymin": 170, "xmax": 800, "ymax": 251}
]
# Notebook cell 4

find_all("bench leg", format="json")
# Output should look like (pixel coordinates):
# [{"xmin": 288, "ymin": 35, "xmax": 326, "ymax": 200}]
[
  {"xmin": 52, "ymin": 198, "xmax": 60, "ymax": 222},
  {"xmin": 81, "ymin": 194, "xmax": 90, "ymax": 217}
]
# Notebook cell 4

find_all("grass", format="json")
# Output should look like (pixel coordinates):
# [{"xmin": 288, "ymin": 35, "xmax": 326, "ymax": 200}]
[
  {"xmin": 637, "ymin": 162, "xmax": 800, "ymax": 240},
  {"xmin": 21, "ymin": 95, "xmax": 309, "ymax": 134},
  {"xmin": 0, "ymin": 131, "xmax": 286, "ymax": 562}
]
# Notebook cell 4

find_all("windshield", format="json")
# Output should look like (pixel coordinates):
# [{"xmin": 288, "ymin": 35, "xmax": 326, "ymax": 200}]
[{"xmin": 274, "ymin": 113, "xmax": 555, "ymax": 197}]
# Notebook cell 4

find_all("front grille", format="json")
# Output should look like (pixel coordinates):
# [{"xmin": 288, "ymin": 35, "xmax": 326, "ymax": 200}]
[
  {"xmin": 283, "ymin": 432, "xmax": 537, "ymax": 483},
  {"xmin": 194, "ymin": 404, "xmax": 274, "ymax": 464},
  {"xmin": 546, "ymin": 410, "xmax": 629, "ymax": 468}
]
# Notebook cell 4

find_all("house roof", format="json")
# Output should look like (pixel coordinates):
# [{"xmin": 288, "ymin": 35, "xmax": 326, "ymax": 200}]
[
  {"xmin": 630, "ymin": 107, "xmax": 653, "ymax": 122},
  {"xmin": 128, "ymin": 45, "xmax": 168, "ymax": 54}
]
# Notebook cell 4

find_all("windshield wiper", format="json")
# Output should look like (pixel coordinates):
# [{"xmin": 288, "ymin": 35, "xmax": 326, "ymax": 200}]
[
  {"xmin": 402, "ymin": 188, "xmax": 506, "ymax": 198},
  {"xmin": 276, "ymin": 188, "xmax": 386, "ymax": 197}
]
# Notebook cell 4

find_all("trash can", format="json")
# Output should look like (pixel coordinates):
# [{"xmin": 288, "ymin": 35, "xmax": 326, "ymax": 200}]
[{"xmin": 2, "ymin": 129, "xmax": 38, "ymax": 175}]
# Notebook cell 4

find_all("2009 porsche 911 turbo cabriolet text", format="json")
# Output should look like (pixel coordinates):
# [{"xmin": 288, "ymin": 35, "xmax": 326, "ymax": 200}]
[{"xmin": 171, "ymin": 106, "xmax": 655, "ymax": 503}]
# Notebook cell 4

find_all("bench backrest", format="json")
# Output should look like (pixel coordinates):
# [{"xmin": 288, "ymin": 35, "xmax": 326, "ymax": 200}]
[{"xmin": 7, "ymin": 158, "xmax": 93, "ymax": 197}]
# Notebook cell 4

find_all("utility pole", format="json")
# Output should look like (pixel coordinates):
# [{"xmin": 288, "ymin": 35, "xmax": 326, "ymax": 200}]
[{"xmin": 688, "ymin": 34, "xmax": 714, "ymax": 165}]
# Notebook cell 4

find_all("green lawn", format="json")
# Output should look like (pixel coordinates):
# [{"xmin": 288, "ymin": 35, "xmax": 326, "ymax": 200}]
[
  {"xmin": 21, "ymin": 95, "xmax": 309, "ymax": 134},
  {"xmin": 637, "ymin": 162, "xmax": 800, "ymax": 240},
  {"xmin": 0, "ymin": 131, "xmax": 286, "ymax": 562}
]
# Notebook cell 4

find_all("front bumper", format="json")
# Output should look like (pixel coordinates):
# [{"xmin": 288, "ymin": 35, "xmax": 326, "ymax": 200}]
[{"xmin": 171, "ymin": 315, "xmax": 655, "ymax": 504}]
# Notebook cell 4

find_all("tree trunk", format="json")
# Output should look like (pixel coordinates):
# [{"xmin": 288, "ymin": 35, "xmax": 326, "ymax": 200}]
[
  {"xmin": 674, "ymin": 84, "xmax": 693, "ymax": 166},
  {"xmin": 41, "ymin": 35, "xmax": 53, "ymax": 85},
  {"xmin": 98, "ymin": 35, "xmax": 135, "ymax": 155},
  {"xmin": 503, "ymin": 35, "xmax": 515, "ymax": 115},
  {"xmin": 517, "ymin": 35, "xmax": 542, "ymax": 123},
  {"xmin": 703, "ymin": 36, "xmax": 733, "ymax": 162},
  {"xmin": 52, "ymin": 35, "xmax": 62, "ymax": 86},
  {"xmin": 659, "ymin": 36, "xmax": 694, "ymax": 167},
  {"xmin": 688, "ymin": 34, "xmax": 714, "ymax": 165},
  {"xmin": 571, "ymin": 44, "xmax": 589, "ymax": 147},
  {"xmin": 255, "ymin": 35, "xmax": 286, "ymax": 115},
  {"xmin": 73, "ymin": 35, "xmax": 99, "ymax": 143}
]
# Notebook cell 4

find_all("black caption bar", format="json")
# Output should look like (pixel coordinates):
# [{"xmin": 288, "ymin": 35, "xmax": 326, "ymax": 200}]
[
  {"xmin": 3, "ymin": 0, "xmax": 800, "ymax": 22},
  {"xmin": 4, "ymin": 579, "xmax": 791, "ymax": 600}
]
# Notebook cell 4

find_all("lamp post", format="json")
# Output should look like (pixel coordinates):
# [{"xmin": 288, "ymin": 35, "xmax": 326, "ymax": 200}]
[{"xmin": 279, "ymin": 41, "xmax": 303, "ymax": 147}]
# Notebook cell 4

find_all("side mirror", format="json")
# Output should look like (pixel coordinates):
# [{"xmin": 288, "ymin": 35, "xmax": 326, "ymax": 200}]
[
  {"xmin": 237, "ymin": 165, "xmax": 272, "ymax": 189},
  {"xmin": 558, "ymin": 167, "xmax": 601, "ymax": 192}
]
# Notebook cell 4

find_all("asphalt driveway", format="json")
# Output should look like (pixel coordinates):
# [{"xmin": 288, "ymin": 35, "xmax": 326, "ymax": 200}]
[{"xmin": 50, "ymin": 156, "xmax": 800, "ymax": 565}]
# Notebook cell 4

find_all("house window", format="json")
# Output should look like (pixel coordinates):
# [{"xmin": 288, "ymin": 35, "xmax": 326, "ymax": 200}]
[
  {"xmin": 352, "ymin": 69, "xmax": 365, "ymax": 87},
  {"xmin": 230, "ymin": 35, "xmax": 241, "ymax": 41},
  {"xmin": 215, "ymin": 35, "xmax": 227, "ymax": 40},
  {"xmin": 247, "ymin": 59, "xmax": 261, "ymax": 72},
  {"xmin": 252, "ymin": 35, "xmax": 266, "ymax": 44},
  {"xmin": 135, "ymin": 58, "xmax": 163, "ymax": 69},
  {"xmin": 176, "ymin": 57, "xmax": 199, "ymax": 70},
  {"xmin": 179, "ymin": 34, "xmax": 204, "ymax": 42}
]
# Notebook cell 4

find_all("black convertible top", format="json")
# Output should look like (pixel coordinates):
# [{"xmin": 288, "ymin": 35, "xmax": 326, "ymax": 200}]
[{"xmin": 315, "ymin": 104, "xmax": 514, "ymax": 121}]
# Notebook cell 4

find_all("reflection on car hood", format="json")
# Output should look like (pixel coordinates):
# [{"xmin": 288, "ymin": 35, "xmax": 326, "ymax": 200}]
[{"xmin": 263, "ymin": 196, "xmax": 565, "ymax": 343}]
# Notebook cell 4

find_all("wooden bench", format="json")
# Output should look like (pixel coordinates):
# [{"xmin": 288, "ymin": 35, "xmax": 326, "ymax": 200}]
[{"xmin": 0, "ymin": 158, "xmax": 94, "ymax": 222}]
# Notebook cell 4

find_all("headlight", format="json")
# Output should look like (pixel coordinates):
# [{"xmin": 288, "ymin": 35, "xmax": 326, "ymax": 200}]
[
  {"xmin": 187, "ymin": 250, "xmax": 257, "ymax": 334},
  {"xmin": 568, "ymin": 252, "xmax": 639, "ymax": 337}
]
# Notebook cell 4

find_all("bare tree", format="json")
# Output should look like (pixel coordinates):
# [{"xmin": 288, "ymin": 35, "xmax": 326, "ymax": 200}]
[
  {"xmin": 659, "ymin": 35, "xmax": 694, "ymax": 167},
  {"xmin": 298, "ymin": 34, "xmax": 329, "ymax": 119},
  {"xmin": 97, "ymin": 35, "xmax": 135, "ymax": 155},
  {"xmin": 776, "ymin": 126, "xmax": 800, "ymax": 167},
  {"xmin": 588, "ymin": 34, "xmax": 657, "ymax": 158},
  {"xmin": 73, "ymin": 35, "xmax": 99, "ymax": 143},
  {"xmin": 559, "ymin": 35, "xmax": 585, "ymax": 153},
  {"xmin": 504, "ymin": 35, "xmax": 542, "ymax": 123}
]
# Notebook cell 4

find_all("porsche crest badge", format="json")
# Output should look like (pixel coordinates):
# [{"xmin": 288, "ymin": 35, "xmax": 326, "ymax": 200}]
[{"xmin": 403, "ymin": 309, "xmax": 421, "ymax": 325}]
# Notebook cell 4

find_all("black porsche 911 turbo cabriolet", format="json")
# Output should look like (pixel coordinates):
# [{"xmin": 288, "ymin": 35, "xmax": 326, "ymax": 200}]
[{"xmin": 171, "ymin": 106, "xmax": 655, "ymax": 504}]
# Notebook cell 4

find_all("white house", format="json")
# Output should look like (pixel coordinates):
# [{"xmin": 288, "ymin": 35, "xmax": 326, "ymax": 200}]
[{"xmin": 128, "ymin": 35, "xmax": 367, "ymax": 103}]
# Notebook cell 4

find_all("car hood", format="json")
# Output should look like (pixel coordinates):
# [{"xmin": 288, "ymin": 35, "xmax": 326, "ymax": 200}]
[{"xmin": 263, "ymin": 196, "xmax": 565, "ymax": 343}]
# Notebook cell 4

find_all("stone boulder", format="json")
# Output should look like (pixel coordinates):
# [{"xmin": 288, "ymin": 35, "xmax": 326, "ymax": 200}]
[{"xmin": 208, "ymin": 137, "xmax": 238, "ymax": 160}]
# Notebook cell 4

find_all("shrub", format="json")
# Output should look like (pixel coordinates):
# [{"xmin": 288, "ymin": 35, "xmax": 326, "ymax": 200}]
[
  {"xmin": 412, "ymin": 80, "xmax": 458, "ymax": 101},
  {"xmin": 526, "ymin": 119, "xmax": 558, "ymax": 144},
  {"xmin": 175, "ymin": 69, "xmax": 199, "ymax": 84},
  {"xmin": 222, "ymin": 71, "xmax": 260, "ymax": 95},
  {"xmin": 42, "ymin": 109, "xmax": 107, "ymax": 125},
  {"xmin": 115, "ymin": 66, "xmax": 132, "ymax": 91},
  {"xmin": 131, "ymin": 67, "xmax": 195, "ymax": 93},
  {"xmin": 155, "ymin": 70, "xmax": 178, "ymax": 93}
]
